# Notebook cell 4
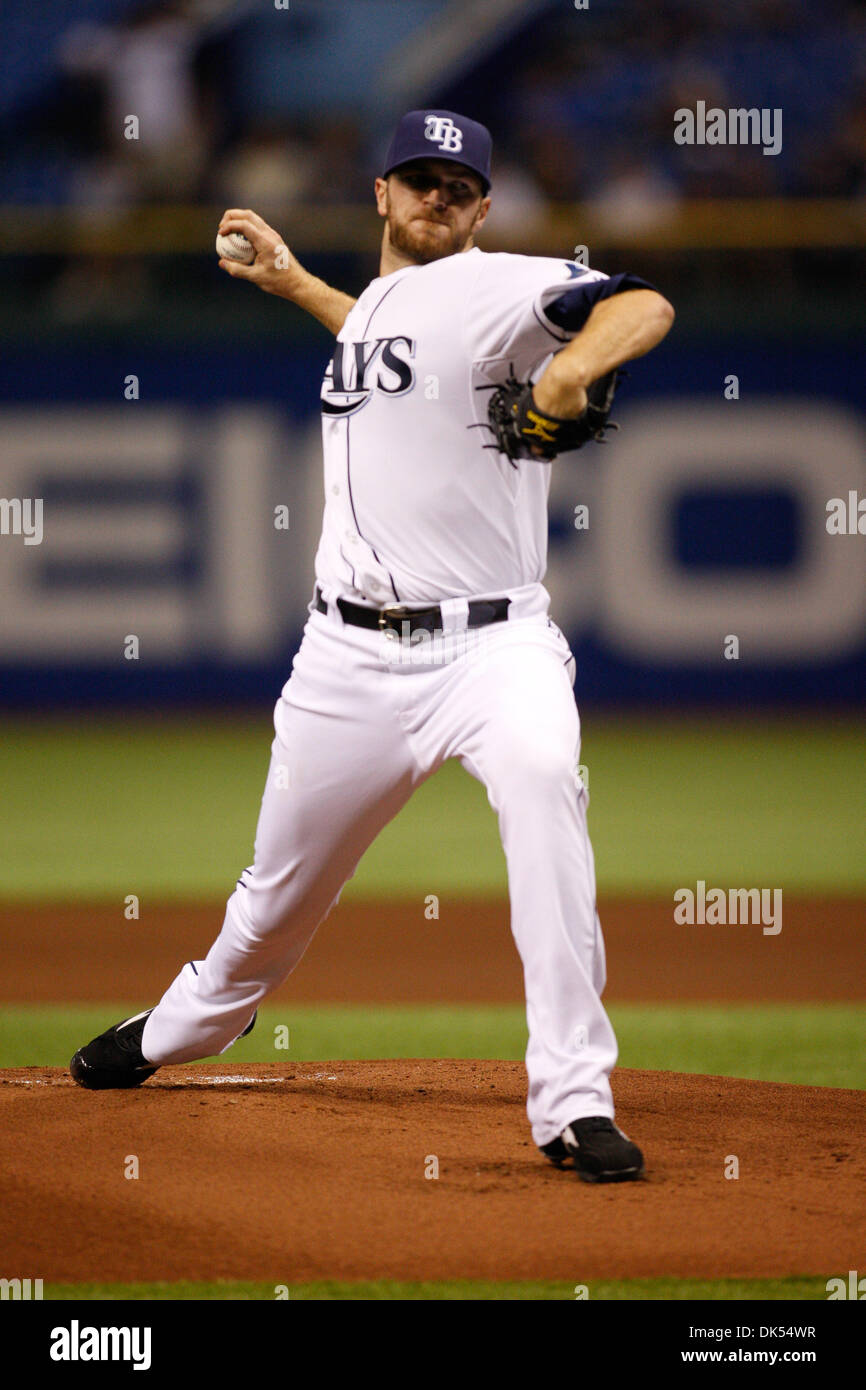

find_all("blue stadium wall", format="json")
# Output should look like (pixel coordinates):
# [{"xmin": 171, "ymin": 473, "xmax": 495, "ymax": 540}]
[{"xmin": 1, "ymin": 336, "xmax": 864, "ymax": 708}]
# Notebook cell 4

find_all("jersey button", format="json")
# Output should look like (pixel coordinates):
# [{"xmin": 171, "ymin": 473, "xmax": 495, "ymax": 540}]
[{"xmin": 331, "ymin": 485, "xmax": 340, "ymax": 495}]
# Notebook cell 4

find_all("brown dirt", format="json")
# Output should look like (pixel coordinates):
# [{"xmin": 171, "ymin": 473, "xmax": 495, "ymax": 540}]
[
  {"xmin": 1, "ymin": 895, "xmax": 864, "ymax": 1003},
  {"xmin": 1, "ymin": 1062, "xmax": 863, "ymax": 1283},
  {"xmin": 2, "ymin": 894, "xmax": 862, "ymax": 1288}
]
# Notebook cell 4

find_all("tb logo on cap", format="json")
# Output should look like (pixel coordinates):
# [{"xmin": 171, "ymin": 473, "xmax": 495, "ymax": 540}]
[{"xmin": 424, "ymin": 115, "xmax": 463, "ymax": 152}]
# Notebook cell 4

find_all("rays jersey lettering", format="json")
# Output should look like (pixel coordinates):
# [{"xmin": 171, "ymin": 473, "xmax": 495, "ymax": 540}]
[
  {"xmin": 314, "ymin": 250, "xmax": 644, "ymax": 604},
  {"xmin": 321, "ymin": 336, "xmax": 416, "ymax": 417}
]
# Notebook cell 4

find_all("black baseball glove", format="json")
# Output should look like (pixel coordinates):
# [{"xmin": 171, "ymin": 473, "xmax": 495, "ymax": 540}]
[{"xmin": 486, "ymin": 368, "xmax": 620, "ymax": 462}]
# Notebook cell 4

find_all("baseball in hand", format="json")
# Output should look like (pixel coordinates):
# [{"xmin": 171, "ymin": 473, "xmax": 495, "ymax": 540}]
[{"xmin": 216, "ymin": 231, "xmax": 255, "ymax": 264}]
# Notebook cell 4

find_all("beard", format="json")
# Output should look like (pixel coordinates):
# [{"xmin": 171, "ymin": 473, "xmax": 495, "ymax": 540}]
[{"xmin": 386, "ymin": 207, "xmax": 469, "ymax": 264}]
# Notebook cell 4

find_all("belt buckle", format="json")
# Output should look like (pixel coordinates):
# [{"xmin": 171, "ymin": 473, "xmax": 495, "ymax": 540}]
[{"xmin": 378, "ymin": 605, "xmax": 410, "ymax": 633}]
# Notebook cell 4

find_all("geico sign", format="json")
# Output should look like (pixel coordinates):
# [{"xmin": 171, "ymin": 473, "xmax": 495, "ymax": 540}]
[
  {"xmin": 0, "ymin": 407, "xmax": 285, "ymax": 660},
  {"xmin": 548, "ymin": 401, "xmax": 866, "ymax": 663}
]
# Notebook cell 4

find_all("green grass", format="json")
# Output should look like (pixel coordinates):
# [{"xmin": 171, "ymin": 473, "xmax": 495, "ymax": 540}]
[
  {"xmin": 4, "ymin": 1003, "xmax": 864, "ymax": 1088},
  {"xmin": 40, "ymin": 1277, "xmax": 830, "ymax": 1301},
  {"xmin": 0, "ymin": 714, "xmax": 864, "ymax": 899}
]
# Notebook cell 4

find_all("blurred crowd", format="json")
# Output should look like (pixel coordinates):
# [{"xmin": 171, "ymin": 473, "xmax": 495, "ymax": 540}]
[
  {"xmin": 2, "ymin": 0, "xmax": 863, "ymax": 325},
  {"xmin": 5, "ymin": 0, "xmax": 866, "ymax": 219}
]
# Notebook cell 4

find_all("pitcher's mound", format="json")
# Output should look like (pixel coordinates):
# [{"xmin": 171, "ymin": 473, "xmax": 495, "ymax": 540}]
[{"xmin": 1, "ymin": 1062, "xmax": 863, "ymax": 1283}]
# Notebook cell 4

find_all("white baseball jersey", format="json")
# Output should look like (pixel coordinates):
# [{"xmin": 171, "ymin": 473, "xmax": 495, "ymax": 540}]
[{"xmin": 314, "ymin": 249, "xmax": 643, "ymax": 606}]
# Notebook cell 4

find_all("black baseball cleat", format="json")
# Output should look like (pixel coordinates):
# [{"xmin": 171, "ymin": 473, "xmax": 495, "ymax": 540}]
[
  {"xmin": 70, "ymin": 1009, "xmax": 158, "ymax": 1090},
  {"xmin": 540, "ymin": 1116, "xmax": 644, "ymax": 1183},
  {"xmin": 70, "ymin": 1008, "xmax": 258, "ymax": 1090}
]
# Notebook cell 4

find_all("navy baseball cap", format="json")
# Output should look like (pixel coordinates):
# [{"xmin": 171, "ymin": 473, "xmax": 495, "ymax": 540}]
[{"xmin": 383, "ymin": 110, "xmax": 492, "ymax": 193}]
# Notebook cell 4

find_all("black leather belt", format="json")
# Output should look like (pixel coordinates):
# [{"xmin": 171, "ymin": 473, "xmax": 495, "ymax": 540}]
[{"xmin": 314, "ymin": 586, "xmax": 510, "ymax": 636}]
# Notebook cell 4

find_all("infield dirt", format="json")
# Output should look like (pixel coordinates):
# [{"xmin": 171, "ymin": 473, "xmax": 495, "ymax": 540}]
[
  {"xmin": 1, "ymin": 894, "xmax": 863, "ymax": 1286},
  {"xmin": 1, "ymin": 1062, "xmax": 864, "ymax": 1283}
]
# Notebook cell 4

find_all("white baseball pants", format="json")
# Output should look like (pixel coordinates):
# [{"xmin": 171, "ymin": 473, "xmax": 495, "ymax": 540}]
[{"xmin": 142, "ymin": 587, "xmax": 618, "ymax": 1146}]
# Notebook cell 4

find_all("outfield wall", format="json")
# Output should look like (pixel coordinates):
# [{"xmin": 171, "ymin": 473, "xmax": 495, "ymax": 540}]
[{"xmin": 1, "ymin": 340, "xmax": 865, "ymax": 706}]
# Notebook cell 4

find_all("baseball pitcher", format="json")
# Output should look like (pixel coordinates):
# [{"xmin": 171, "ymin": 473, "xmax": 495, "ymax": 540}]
[{"xmin": 71, "ymin": 110, "xmax": 674, "ymax": 1183}]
